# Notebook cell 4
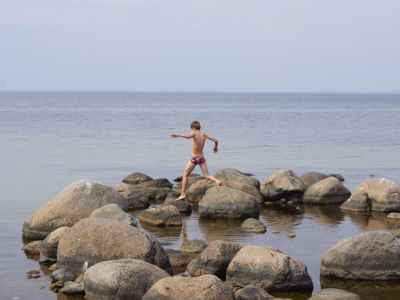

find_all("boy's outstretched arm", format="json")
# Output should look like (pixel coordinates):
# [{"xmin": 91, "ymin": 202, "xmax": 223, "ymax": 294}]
[
  {"xmin": 205, "ymin": 133, "xmax": 219, "ymax": 153},
  {"xmin": 170, "ymin": 133, "xmax": 194, "ymax": 139}
]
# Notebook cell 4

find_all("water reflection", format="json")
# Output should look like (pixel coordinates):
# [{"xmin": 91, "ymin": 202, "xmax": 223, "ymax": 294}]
[
  {"xmin": 302, "ymin": 205, "xmax": 344, "ymax": 227},
  {"xmin": 342, "ymin": 211, "xmax": 400, "ymax": 231}
]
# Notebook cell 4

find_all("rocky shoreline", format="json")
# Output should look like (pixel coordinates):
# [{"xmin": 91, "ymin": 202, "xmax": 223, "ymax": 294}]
[{"xmin": 22, "ymin": 168, "xmax": 400, "ymax": 299}]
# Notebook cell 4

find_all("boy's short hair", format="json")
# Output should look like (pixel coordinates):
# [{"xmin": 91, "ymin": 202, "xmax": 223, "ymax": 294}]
[{"xmin": 190, "ymin": 121, "xmax": 201, "ymax": 130}]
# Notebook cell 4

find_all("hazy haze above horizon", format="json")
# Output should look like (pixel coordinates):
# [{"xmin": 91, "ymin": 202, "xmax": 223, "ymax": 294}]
[{"xmin": 1, "ymin": 0, "xmax": 399, "ymax": 93}]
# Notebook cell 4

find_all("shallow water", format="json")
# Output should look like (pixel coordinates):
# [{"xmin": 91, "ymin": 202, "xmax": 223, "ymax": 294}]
[{"xmin": 1, "ymin": 92, "xmax": 400, "ymax": 300}]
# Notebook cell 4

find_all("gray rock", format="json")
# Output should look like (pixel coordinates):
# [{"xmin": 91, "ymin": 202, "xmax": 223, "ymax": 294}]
[
  {"xmin": 235, "ymin": 284, "xmax": 275, "ymax": 300},
  {"xmin": 23, "ymin": 240, "xmax": 44, "ymax": 256},
  {"xmin": 165, "ymin": 249, "xmax": 192, "ymax": 268},
  {"xmin": 39, "ymin": 226, "xmax": 69, "ymax": 260},
  {"xmin": 59, "ymin": 281, "xmax": 84, "ymax": 295},
  {"xmin": 84, "ymin": 259, "xmax": 170, "ymax": 300},
  {"xmin": 199, "ymin": 186, "xmax": 260, "ymax": 219},
  {"xmin": 164, "ymin": 193, "xmax": 192, "ymax": 214},
  {"xmin": 22, "ymin": 179, "xmax": 126, "ymax": 240},
  {"xmin": 224, "ymin": 180, "xmax": 264, "ymax": 203},
  {"xmin": 300, "ymin": 172, "xmax": 345, "ymax": 189},
  {"xmin": 388, "ymin": 212, "xmax": 400, "ymax": 219},
  {"xmin": 215, "ymin": 168, "xmax": 260, "ymax": 188},
  {"xmin": 321, "ymin": 231, "xmax": 400, "ymax": 280},
  {"xmin": 122, "ymin": 172, "xmax": 153, "ymax": 185},
  {"xmin": 187, "ymin": 240, "xmax": 242, "ymax": 278},
  {"xmin": 303, "ymin": 177, "xmax": 351, "ymax": 204},
  {"xmin": 226, "ymin": 245, "xmax": 313, "ymax": 292},
  {"xmin": 181, "ymin": 239, "xmax": 208, "ymax": 253},
  {"xmin": 187, "ymin": 179, "xmax": 217, "ymax": 203},
  {"xmin": 241, "ymin": 218, "xmax": 266, "ymax": 233},
  {"xmin": 90, "ymin": 203, "xmax": 138, "ymax": 226},
  {"xmin": 308, "ymin": 288, "xmax": 360, "ymax": 300},
  {"xmin": 261, "ymin": 169, "xmax": 306, "ymax": 201},
  {"xmin": 142, "ymin": 274, "xmax": 235, "ymax": 300},
  {"xmin": 117, "ymin": 186, "xmax": 171, "ymax": 209},
  {"xmin": 341, "ymin": 178, "xmax": 400, "ymax": 212},
  {"xmin": 57, "ymin": 218, "xmax": 171, "ymax": 274},
  {"xmin": 138, "ymin": 205, "xmax": 182, "ymax": 227},
  {"xmin": 51, "ymin": 267, "xmax": 76, "ymax": 282}
]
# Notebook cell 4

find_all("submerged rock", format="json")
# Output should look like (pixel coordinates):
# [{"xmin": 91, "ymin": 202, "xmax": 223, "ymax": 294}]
[
  {"xmin": 303, "ymin": 177, "xmax": 351, "ymax": 204},
  {"xmin": 241, "ymin": 218, "xmax": 266, "ymax": 233},
  {"xmin": 22, "ymin": 179, "xmax": 126, "ymax": 240},
  {"xmin": 122, "ymin": 172, "xmax": 153, "ymax": 185},
  {"xmin": 138, "ymin": 205, "xmax": 182, "ymax": 227},
  {"xmin": 261, "ymin": 169, "xmax": 306, "ymax": 201},
  {"xmin": 57, "ymin": 218, "xmax": 171, "ymax": 274},
  {"xmin": 84, "ymin": 259, "xmax": 170, "ymax": 300},
  {"xmin": 226, "ymin": 245, "xmax": 313, "ymax": 292},
  {"xmin": 340, "ymin": 178, "xmax": 400, "ymax": 212},
  {"xmin": 321, "ymin": 231, "xmax": 400, "ymax": 280},
  {"xmin": 199, "ymin": 186, "xmax": 259, "ymax": 219},
  {"xmin": 90, "ymin": 203, "xmax": 138, "ymax": 226},
  {"xmin": 142, "ymin": 274, "xmax": 234, "ymax": 300},
  {"xmin": 187, "ymin": 240, "xmax": 242, "ymax": 278},
  {"xmin": 308, "ymin": 288, "xmax": 360, "ymax": 300},
  {"xmin": 215, "ymin": 168, "xmax": 260, "ymax": 188}
]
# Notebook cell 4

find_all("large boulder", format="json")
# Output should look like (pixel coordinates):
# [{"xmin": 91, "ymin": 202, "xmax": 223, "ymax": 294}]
[
  {"xmin": 84, "ymin": 259, "xmax": 170, "ymax": 300},
  {"xmin": 142, "ymin": 274, "xmax": 235, "ymax": 300},
  {"xmin": 187, "ymin": 240, "xmax": 242, "ymax": 278},
  {"xmin": 300, "ymin": 172, "xmax": 344, "ymax": 189},
  {"xmin": 340, "ymin": 178, "xmax": 400, "ymax": 212},
  {"xmin": 320, "ymin": 231, "xmax": 400, "ymax": 280},
  {"xmin": 57, "ymin": 218, "xmax": 171, "ymax": 274},
  {"xmin": 215, "ymin": 168, "xmax": 260, "ymax": 188},
  {"xmin": 22, "ymin": 179, "xmax": 126, "ymax": 240},
  {"xmin": 138, "ymin": 205, "xmax": 182, "ymax": 227},
  {"xmin": 199, "ymin": 187, "xmax": 259, "ymax": 219},
  {"xmin": 308, "ymin": 288, "xmax": 360, "ymax": 300},
  {"xmin": 261, "ymin": 169, "xmax": 306, "ymax": 201},
  {"xmin": 90, "ymin": 203, "xmax": 138, "ymax": 226},
  {"xmin": 241, "ymin": 218, "xmax": 266, "ymax": 233},
  {"xmin": 122, "ymin": 172, "xmax": 153, "ymax": 185},
  {"xmin": 226, "ymin": 245, "xmax": 313, "ymax": 292},
  {"xmin": 187, "ymin": 179, "xmax": 217, "ymax": 203},
  {"xmin": 303, "ymin": 177, "xmax": 351, "ymax": 204},
  {"xmin": 224, "ymin": 180, "xmax": 264, "ymax": 203}
]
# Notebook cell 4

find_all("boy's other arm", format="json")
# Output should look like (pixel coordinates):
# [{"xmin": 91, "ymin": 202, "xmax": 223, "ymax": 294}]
[
  {"xmin": 170, "ymin": 133, "xmax": 194, "ymax": 139},
  {"xmin": 205, "ymin": 133, "xmax": 219, "ymax": 153}
]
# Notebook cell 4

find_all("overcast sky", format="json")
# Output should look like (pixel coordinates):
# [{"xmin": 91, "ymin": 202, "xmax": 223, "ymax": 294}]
[{"xmin": 0, "ymin": 0, "xmax": 399, "ymax": 93}]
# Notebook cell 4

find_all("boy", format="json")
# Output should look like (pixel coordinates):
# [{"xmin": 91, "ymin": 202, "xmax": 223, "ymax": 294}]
[{"xmin": 171, "ymin": 120, "xmax": 221, "ymax": 200}]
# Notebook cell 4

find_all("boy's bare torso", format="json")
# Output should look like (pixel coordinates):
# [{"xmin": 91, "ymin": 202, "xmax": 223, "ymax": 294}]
[{"xmin": 191, "ymin": 131, "xmax": 207, "ymax": 157}]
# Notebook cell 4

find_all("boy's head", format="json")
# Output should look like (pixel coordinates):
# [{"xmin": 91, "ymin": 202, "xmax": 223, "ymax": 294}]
[{"xmin": 190, "ymin": 120, "xmax": 201, "ymax": 130}]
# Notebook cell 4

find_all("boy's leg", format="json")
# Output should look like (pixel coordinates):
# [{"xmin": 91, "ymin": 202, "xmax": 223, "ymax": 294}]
[
  {"xmin": 199, "ymin": 162, "xmax": 222, "ymax": 185},
  {"xmin": 177, "ymin": 161, "xmax": 196, "ymax": 200}
]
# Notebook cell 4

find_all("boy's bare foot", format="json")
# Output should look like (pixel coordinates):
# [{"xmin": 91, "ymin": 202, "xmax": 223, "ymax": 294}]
[{"xmin": 176, "ymin": 195, "xmax": 186, "ymax": 201}]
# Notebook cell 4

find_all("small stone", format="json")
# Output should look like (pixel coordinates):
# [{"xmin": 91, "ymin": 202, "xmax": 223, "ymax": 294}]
[
  {"xmin": 59, "ymin": 281, "xmax": 85, "ymax": 295},
  {"xmin": 26, "ymin": 270, "xmax": 40, "ymax": 275},
  {"xmin": 272, "ymin": 230, "xmax": 280, "ymax": 234},
  {"xmin": 287, "ymin": 232, "xmax": 296, "ymax": 238},
  {"xmin": 387, "ymin": 212, "xmax": 400, "ymax": 219},
  {"xmin": 241, "ymin": 218, "xmax": 267, "ymax": 233},
  {"xmin": 27, "ymin": 273, "xmax": 41, "ymax": 279}
]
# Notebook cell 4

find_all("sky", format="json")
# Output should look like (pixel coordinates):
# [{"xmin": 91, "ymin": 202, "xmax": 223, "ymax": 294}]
[{"xmin": 0, "ymin": 0, "xmax": 399, "ymax": 93}]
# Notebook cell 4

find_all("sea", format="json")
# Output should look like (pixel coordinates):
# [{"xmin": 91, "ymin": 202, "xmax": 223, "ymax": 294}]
[{"xmin": 1, "ymin": 92, "xmax": 400, "ymax": 300}]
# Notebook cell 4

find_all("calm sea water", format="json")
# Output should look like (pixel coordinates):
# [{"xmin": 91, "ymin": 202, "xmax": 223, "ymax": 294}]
[{"xmin": 1, "ymin": 92, "xmax": 400, "ymax": 300}]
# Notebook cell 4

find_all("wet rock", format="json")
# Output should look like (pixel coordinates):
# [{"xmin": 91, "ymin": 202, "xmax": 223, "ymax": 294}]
[
  {"xmin": 142, "ymin": 274, "xmax": 235, "ymax": 300},
  {"xmin": 181, "ymin": 239, "xmax": 208, "ymax": 253},
  {"xmin": 57, "ymin": 218, "xmax": 171, "ymax": 274},
  {"xmin": 39, "ymin": 226, "xmax": 69, "ymax": 260},
  {"xmin": 235, "ymin": 284, "xmax": 275, "ymax": 300},
  {"xmin": 303, "ymin": 177, "xmax": 351, "ymax": 204},
  {"xmin": 51, "ymin": 267, "xmax": 76, "ymax": 282},
  {"xmin": 117, "ymin": 186, "xmax": 171, "ymax": 209},
  {"xmin": 22, "ymin": 179, "xmax": 126, "ymax": 240},
  {"xmin": 122, "ymin": 172, "xmax": 153, "ymax": 185},
  {"xmin": 90, "ymin": 203, "xmax": 138, "ymax": 226},
  {"xmin": 215, "ymin": 168, "xmax": 260, "ymax": 188},
  {"xmin": 299, "ymin": 172, "xmax": 345, "ymax": 189},
  {"xmin": 199, "ymin": 186, "xmax": 260, "ymax": 219},
  {"xmin": 287, "ymin": 232, "xmax": 296, "ymax": 238},
  {"xmin": 165, "ymin": 249, "xmax": 192, "ymax": 268},
  {"xmin": 341, "ymin": 178, "xmax": 400, "ymax": 212},
  {"xmin": 187, "ymin": 179, "xmax": 217, "ymax": 203},
  {"xmin": 225, "ymin": 180, "xmax": 264, "ymax": 203},
  {"xmin": 226, "ymin": 245, "xmax": 313, "ymax": 292},
  {"xmin": 261, "ymin": 169, "xmax": 306, "ymax": 201},
  {"xmin": 187, "ymin": 240, "xmax": 242, "ymax": 278},
  {"xmin": 84, "ymin": 259, "xmax": 170, "ymax": 300},
  {"xmin": 27, "ymin": 270, "xmax": 41, "ymax": 279},
  {"xmin": 23, "ymin": 240, "xmax": 44, "ymax": 256},
  {"xmin": 241, "ymin": 218, "xmax": 266, "ymax": 233},
  {"xmin": 308, "ymin": 288, "xmax": 360, "ymax": 300},
  {"xmin": 387, "ymin": 212, "xmax": 400, "ymax": 219},
  {"xmin": 321, "ymin": 231, "xmax": 400, "ymax": 280},
  {"xmin": 59, "ymin": 281, "xmax": 84, "ymax": 295},
  {"xmin": 164, "ymin": 193, "xmax": 192, "ymax": 214},
  {"xmin": 138, "ymin": 205, "xmax": 182, "ymax": 227}
]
